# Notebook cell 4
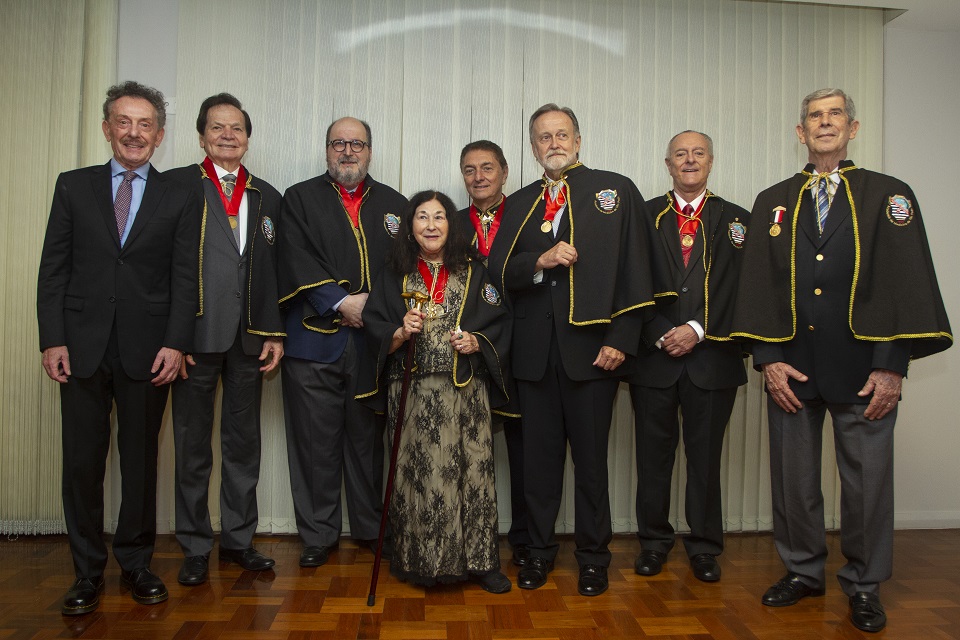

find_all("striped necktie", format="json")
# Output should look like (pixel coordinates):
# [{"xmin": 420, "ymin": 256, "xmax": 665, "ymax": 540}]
[{"xmin": 816, "ymin": 176, "xmax": 832, "ymax": 234}]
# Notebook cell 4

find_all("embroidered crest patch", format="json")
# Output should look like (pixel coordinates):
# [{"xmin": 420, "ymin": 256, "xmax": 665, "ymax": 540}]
[
  {"xmin": 482, "ymin": 283, "xmax": 501, "ymax": 306},
  {"xmin": 886, "ymin": 195, "xmax": 913, "ymax": 226},
  {"xmin": 384, "ymin": 213, "xmax": 400, "ymax": 236},
  {"xmin": 594, "ymin": 189, "xmax": 620, "ymax": 213},
  {"xmin": 261, "ymin": 216, "xmax": 275, "ymax": 244},
  {"xmin": 728, "ymin": 221, "xmax": 746, "ymax": 248}
]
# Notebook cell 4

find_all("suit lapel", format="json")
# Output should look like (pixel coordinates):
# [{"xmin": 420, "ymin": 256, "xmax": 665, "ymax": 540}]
[
  {"xmin": 122, "ymin": 165, "xmax": 165, "ymax": 250},
  {"xmin": 92, "ymin": 162, "xmax": 122, "ymax": 248},
  {"xmin": 244, "ymin": 179, "xmax": 262, "ymax": 257},
  {"xmin": 205, "ymin": 175, "xmax": 241, "ymax": 253},
  {"xmin": 796, "ymin": 177, "xmax": 820, "ymax": 246}
]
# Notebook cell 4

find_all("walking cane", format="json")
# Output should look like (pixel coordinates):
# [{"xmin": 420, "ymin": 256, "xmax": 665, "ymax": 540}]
[{"xmin": 367, "ymin": 290, "xmax": 429, "ymax": 606}]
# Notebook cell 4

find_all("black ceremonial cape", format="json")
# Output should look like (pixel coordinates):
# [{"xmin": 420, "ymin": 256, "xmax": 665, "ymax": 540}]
[
  {"xmin": 356, "ymin": 260, "xmax": 512, "ymax": 412},
  {"xmin": 649, "ymin": 191, "xmax": 749, "ymax": 340},
  {"xmin": 489, "ymin": 163, "xmax": 674, "ymax": 333},
  {"xmin": 277, "ymin": 172, "xmax": 406, "ymax": 332},
  {"xmin": 731, "ymin": 160, "xmax": 951, "ymax": 360}
]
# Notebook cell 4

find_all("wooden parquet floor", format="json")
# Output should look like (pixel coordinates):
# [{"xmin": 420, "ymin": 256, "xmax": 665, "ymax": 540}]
[{"xmin": 1, "ymin": 530, "xmax": 958, "ymax": 639}]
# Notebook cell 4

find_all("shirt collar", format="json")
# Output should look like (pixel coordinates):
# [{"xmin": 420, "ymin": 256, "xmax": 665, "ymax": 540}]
[
  {"xmin": 110, "ymin": 158, "xmax": 150, "ymax": 181},
  {"xmin": 673, "ymin": 188, "xmax": 706, "ymax": 211},
  {"xmin": 207, "ymin": 160, "xmax": 243, "ymax": 180}
]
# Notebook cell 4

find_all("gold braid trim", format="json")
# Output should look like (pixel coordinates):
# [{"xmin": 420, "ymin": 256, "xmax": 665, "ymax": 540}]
[{"xmin": 452, "ymin": 264, "xmax": 473, "ymax": 389}]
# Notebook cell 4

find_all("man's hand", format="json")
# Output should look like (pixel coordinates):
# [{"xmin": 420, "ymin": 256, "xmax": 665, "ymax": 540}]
[
  {"xmin": 762, "ymin": 361, "xmax": 808, "ymax": 413},
  {"xmin": 593, "ymin": 346, "xmax": 625, "ymax": 371},
  {"xmin": 859, "ymin": 368, "xmax": 903, "ymax": 420},
  {"xmin": 151, "ymin": 347, "xmax": 184, "ymax": 386},
  {"xmin": 179, "ymin": 354, "xmax": 196, "ymax": 379},
  {"xmin": 259, "ymin": 338, "xmax": 284, "ymax": 373},
  {"xmin": 41, "ymin": 346, "xmax": 71, "ymax": 383},
  {"xmin": 662, "ymin": 324, "xmax": 698, "ymax": 357},
  {"xmin": 338, "ymin": 292, "xmax": 369, "ymax": 328},
  {"xmin": 536, "ymin": 241, "xmax": 578, "ymax": 271}
]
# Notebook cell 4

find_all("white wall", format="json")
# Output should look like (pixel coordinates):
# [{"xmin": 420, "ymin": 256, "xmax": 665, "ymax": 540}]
[{"xmin": 884, "ymin": 23, "xmax": 960, "ymax": 527}]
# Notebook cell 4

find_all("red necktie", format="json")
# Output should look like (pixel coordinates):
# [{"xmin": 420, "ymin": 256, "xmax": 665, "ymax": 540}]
[{"xmin": 678, "ymin": 203, "xmax": 697, "ymax": 266}]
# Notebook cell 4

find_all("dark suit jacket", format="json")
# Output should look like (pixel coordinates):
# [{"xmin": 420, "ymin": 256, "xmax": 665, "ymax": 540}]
[
  {"xmin": 164, "ymin": 163, "xmax": 284, "ymax": 355},
  {"xmin": 37, "ymin": 161, "xmax": 200, "ymax": 379},
  {"xmin": 629, "ymin": 193, "xmax": 748, "ymax": 391}
]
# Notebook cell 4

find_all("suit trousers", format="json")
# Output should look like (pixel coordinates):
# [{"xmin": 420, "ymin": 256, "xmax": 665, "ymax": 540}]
[
  {"xmin": 630, "ymin": 372, "xmax": 736, "ymax": 558},
  {"xmin": 518, "ymin": 335, "xmax": 618, "ymax": 568},
  {"xmin": 172, "ymin": 331, "xmax": 264, "ymax": 556},
  {"xmin": 768, "ymin": 396, "xmax": 896, "ymax": 596},
  {"xmin": 281, "ymin": 333, "xmax": 385, "ymax": 548},
  {"xmin": 59, "ymin": 326, "xmax": 168, "ymax": 579},
  {"xmin": 500, "ymin": 417, "xmax": 531, "ymax": 549}
]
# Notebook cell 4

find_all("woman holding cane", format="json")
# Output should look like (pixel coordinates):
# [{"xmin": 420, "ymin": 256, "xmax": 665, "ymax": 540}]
[{"xmin": 358, "ymin": 190, "xmax": 512, "ymax": 593}]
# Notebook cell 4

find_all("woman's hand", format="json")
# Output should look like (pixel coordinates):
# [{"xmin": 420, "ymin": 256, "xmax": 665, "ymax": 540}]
[
  {"xmin": 450, "ymin": 327, "xmax": 480, "ymax": 354},
  {"xmin": 397, "ymin": 308, "xmax": 426, "ymax": 341}
]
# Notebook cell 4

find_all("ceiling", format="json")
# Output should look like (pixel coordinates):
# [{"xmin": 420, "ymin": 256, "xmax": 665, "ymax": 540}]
[{"xmin": 778, "ymin": 0, "xmax": 960, "ymax": 31}]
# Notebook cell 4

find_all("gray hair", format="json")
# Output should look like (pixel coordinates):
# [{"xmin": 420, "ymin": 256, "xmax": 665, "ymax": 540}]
[
  {"xmin": 800, "ymin": 88, "xmax": 856, "ymax": 123},
  {"xmin": 528, "ymin": 103, "xmax": 580, "ymax": 143},
  {"xmin": 665, "ymin": 130, "xmax": 714, "ymax": 159}
]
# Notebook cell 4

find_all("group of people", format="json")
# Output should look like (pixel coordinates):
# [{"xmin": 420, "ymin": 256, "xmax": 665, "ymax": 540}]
[{"xmin": 37, "ymin": 81, "xmax": 951, "ymax": 634}]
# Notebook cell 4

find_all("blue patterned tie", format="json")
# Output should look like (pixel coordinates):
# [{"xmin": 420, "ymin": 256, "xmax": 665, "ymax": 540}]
[{"xmin": 816, "ymin": 176, "xmax": 830, "ymax": 234}]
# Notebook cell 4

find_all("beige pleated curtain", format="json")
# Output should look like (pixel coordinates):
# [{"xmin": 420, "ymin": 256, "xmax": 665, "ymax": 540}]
[{"xmin": 1, "ymin": 0, "xmax": 883, "ymax": 538}]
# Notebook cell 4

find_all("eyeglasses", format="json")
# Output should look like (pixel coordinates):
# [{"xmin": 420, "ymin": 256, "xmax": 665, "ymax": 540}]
[{"xmin": 327, "ymin": 139, "xmax": 369, "ymax": 153}]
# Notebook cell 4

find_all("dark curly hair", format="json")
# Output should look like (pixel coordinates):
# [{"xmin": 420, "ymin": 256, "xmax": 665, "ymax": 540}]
[
  {"xmin": 388, "ymin": 190, "xmax": 477, "ymax": 275},
  {"xmin": 102, "ymin": 81, "xmax": 167, "ymax": 129}
]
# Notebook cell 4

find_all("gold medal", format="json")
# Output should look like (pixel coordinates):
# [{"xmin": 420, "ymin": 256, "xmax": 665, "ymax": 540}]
[
  {"xmin": 541, "ymin": 220, "xmax": 552, "ymax": 233},
  {"xmin": 680, "ymin": 234, "xmax": 694, "ymax": 248},
  {"xmin": 229, "ymin": 217, "xmax": 238, "ymax": 229},
  {"xmin": 769, "ymin": 223, "xmax": 781, "ymax": 237}
]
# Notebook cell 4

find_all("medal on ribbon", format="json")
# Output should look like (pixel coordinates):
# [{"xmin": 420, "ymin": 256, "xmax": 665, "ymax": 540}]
[{"xmin": 770, "ymin": 206, "xmax": 786, "ymax": 237}]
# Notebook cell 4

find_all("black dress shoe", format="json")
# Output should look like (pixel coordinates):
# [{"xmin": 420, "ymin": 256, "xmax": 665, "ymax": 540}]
[
  {"xmin": 517, "ymin": 556, "xmax": 553, "ymax": 590},
  {"xmin": 761, "ymin": 573, "xmax": 825, "ymax": 607},
  {"xmin": 299, "ymin": 545, "xmax": 330, "ymax": 568},
  {"xmin": 634, "ymin": 550, "xmax": 667, "ymax": 576},
  {"xmin": 61, "ymin": 576, "xmax": 104, "ymax": 616},
  {"xmin": 690, "ymin": 553, "xmax": 721, "ymax": 582},
  {"xmin": 511, "ymin": 544, "xmax": 531, "ymax": 567},
  {"xmin": 578, "ymin": 565, "xmax": 608, "ymax": 596},
  {"xmin": 120, "ymin": 567, "xmax": 168, "ymax": 605},
  {"xmin": 471, "ymin": 570, "xmax": 512, "ymax": 594},
  {"xmin": 178, "ymin": 555, "xmax": 209, "ymax": 586},
  {"xmin": 218, "ymin": 546, "xmax": 275, "ymax": 571},
  {"xmin": 850, "ymin": 592, "xmax": 886, "ymax": 632}
]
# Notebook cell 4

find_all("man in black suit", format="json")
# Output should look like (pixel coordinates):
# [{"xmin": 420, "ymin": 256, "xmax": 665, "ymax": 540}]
[
  {"xmin": 488, "ymin": 104, "xmax": 667, "ymax": 597},
  {"xmin": 37, "ymin": 81, "xmax": 200, "ymax": 615},
  {"xmin": 278, "ymin": 117, "xmax": 407, "ymax": 567},
  {"xmin": 732, "ymin": 88, "xmax": 952, "ymax": 633},
  {"xmin": 165, "ymin": 94, "xmax": 284, "ymax": 586},
  {"xmin": 628, "ymin": 131, "xmax": 749, "ymax": 583},
  {"xmin": 457, "ymin": 140, "xmax": 531, "ymax": 567}
]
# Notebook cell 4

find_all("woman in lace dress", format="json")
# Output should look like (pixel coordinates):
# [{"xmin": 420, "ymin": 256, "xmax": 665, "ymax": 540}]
[{"xmin": 359, "ymin": 190, "xmax": 512, "ymax": 593}]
